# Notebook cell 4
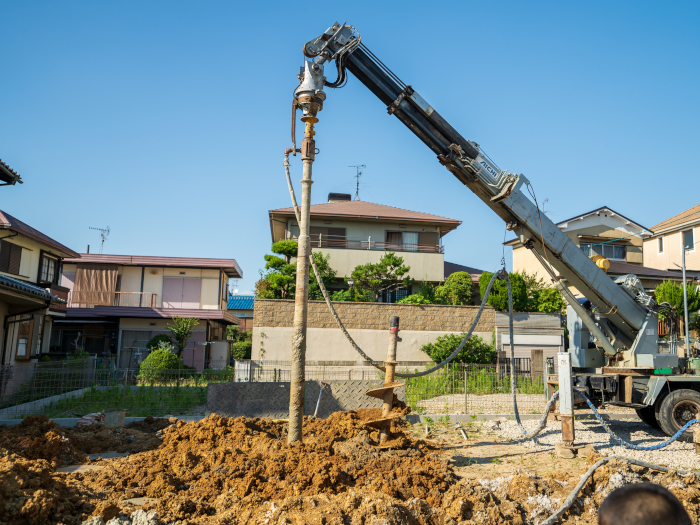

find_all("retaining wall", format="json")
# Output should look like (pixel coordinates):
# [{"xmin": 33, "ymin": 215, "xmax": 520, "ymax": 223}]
[{"xmin": 252, "ymin": 299, "xmax": 495, "ymax": 362}]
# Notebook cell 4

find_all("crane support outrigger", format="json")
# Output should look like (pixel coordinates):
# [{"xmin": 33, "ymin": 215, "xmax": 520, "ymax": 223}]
[{"xmin": 293, "ymin": 22, "xmax": 694, "ymax": 441}]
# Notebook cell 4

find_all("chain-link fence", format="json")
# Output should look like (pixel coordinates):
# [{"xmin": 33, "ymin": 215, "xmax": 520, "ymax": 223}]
[{"xmin": 0, "ymin": 357, "xmax": 625, "ymax": 419}]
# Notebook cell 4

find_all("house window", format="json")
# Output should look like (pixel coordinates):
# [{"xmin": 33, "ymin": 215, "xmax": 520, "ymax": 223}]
[
  {"xmin": 40, "ymin": 254, "xmax": 58, "ymax": 283},
  {"xmin": 580, "ymin": 242, "xmax": 626, "ymax": 260},
  {"xmin": 15, "ymin": 318, "xmax": 33, "ymax": 359},
  {"xmin": 380, "ymin": 287, "xmax": 409, "ymax": 303},
  {"xmin": 0, "ymin": 240, "xmax": 23, "ymax": 275},
  {"xmin": 658, "ymin": 237, "xmax": 664, "ymax": 254},
  {"xmin": 683, "ymin": 229, "xmax": 695, "ymax": 252},
  {"xmin": 386, "ymin": 231, "xmax": 419, "ymax": 251}
]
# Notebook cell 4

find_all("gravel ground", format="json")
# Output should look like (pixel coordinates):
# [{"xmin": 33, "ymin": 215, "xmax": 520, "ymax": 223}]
[
  {"xmin": 417, "ymin": 394, "xmax": 637, "ymax": 415},
  {"xmin": 496, "ymin": 417, "xmax": 700, "ymax": 471}
]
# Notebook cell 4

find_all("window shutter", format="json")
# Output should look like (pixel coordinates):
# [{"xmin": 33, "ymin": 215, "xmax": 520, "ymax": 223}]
[
  {"xmin": 0, "ymin": 240, "xmax": 10, "ymax": 272},
  {"xmin": 8, "ymin": 243, "xmax": 22, "ymax": 275},
  {"xmin": 162, "ymin": 277, "xmax": 185, "ymax": 308},
  {"xmin": 419, "ymin": 232, "xmax": 438, "ymax": 246}
]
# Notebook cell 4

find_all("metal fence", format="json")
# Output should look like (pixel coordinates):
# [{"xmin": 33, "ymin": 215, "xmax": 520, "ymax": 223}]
[{"xmin": 0, "ymin": 357, "xmax": 627, "ymax": 420}]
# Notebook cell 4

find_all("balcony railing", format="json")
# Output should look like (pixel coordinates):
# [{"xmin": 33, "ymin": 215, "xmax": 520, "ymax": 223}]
[
  {"xmin": 308, "ymin": 234, "xmax": 444, "ymax": 254},
  {"xmin": 68, "ymin": 291, "xmax": 157, "ymax": 308}
]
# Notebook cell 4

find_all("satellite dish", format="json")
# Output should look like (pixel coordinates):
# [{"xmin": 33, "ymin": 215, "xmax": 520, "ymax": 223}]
[{"xmin": 233, "ymin": 289, "xmax": 239, "ymax": 295}]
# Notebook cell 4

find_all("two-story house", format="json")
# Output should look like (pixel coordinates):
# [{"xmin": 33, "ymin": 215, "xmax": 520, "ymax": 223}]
[
  {"xmin": 268, "ymin": 193, "xmax": 467, "ymax": 302},
  {"xmin": 0, "ymin": 209, "xmax": 79, "ymax": 367},
  {"xmin": 644, "ymin": 204, "xmax": 700, "ymax": 280},
  {"xmin": 56, "ymin": 254, "xmax": 243, "ymax": 369},
  {"xmin": 506, "ymin": 206, "xmax": 683, "ymax": 295},
  {"xmin": 227, "ymin": 294, "xmax": 254, "ymax": 332}
]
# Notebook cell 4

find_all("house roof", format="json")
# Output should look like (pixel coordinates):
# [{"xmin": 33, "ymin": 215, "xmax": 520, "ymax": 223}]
[
  {"xmin": 504, "ymin": 205, "xmax": 650, "ymax": 246},
  {"xmin": 0, "ymin": 274, "xmax": 65, "ymax": 303},
  {"xmin": 270, "ymin": 200, "xmax": 461, "ymax": 232},
  {"xmin": 66, "ymin": 306, "xmax": 238, "ymax": 324},
  {"xmin": 228, "ymin": 294, "xmax": 254, "ymax": 310},
  {"xmin": 444, "ymin": 261, "xmax": 484, "ymax": 283},
  {"xmin": 651, "ymin": 203, "xmax": 700, "ymax": 233},
  {"xmin": 607, "ymin": 261, "xmax": 683, "ymax": 281},
  {"xmin": 0, "ymin": 159, "xmax": 23, "ymax": 185},
  {"xmin": 556, "ymin": 206, "xmax": 649, "ymax": 231},
  {"xmin": 0, "ymin": 210, "xmax": 79, "ymax": 258},
  {"xmin": 75, "ymin": 254, "xmax": 243, "ymax": 278}
]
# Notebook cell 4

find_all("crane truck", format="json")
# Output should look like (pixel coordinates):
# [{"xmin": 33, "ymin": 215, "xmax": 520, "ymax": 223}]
[{"xmin": 292, "ymin": 22, "xmax": 694, "ymax": 441}]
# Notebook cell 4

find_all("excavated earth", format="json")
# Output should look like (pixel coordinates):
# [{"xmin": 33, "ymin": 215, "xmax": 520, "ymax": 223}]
[{"xmin": 3, "ymin": 413, "xmax": 700, "ymax": 524}]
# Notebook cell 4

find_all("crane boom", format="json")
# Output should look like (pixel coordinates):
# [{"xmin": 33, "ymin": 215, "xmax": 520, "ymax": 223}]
[{"xmin": 296, "ymin": 23, "xmax": 667, "ymax": 365}]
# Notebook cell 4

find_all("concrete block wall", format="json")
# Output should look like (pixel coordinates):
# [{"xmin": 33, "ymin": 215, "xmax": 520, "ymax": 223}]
[{"xmin": 252, "ymin": 299, "xmax": 495, "ymax": 362}]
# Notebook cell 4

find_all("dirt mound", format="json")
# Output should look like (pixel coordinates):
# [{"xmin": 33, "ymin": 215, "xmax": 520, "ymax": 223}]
[
  {"xmin": 76, "ymin": 412, "xmax": 444, "ymax": 522},
  {"xmin": 0, "ymin": 453, "xmax": 97, "ymax": 524},
  {"xmin": 0, "ymin": 416, "xmax": 86, "ymax": 466},
  {"xmin": 0, "ymin": 415, "xmax": 170, "ymax": 464}
]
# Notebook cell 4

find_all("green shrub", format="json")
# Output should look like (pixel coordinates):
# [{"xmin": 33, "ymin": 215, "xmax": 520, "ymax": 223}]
[
  {"xmin": 147, "ymin": 334, "xmax": 173, "ymax": 350},
  {"xmin": 435, "ymin": 272, "xmax": 474, "ymax": 305},
  {"xmin": 398, "ymin": 293, "xmax": 432, "ymax": 304},
  {"xmin": 231, "ymin": 340, "xmax": 252, "ymax": 360},
  {"xmin": 137, "ymin": 343, "xmax": 195, "ymax": 382},
  {"xmin": 421, "ymin": 333, "xmax": 495, "ymax": 364},
  {"xmin": 479, "ymin": 271, "xmax": 527, "ymax": 311}
]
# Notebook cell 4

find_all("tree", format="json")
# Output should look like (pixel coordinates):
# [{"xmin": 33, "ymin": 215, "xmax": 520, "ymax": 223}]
[
  {"xmin": 537, "ymin": 288, "xmax": 565, "ymax": 313},
  {"xmin": 146, "ymin": 333, "xmax": 173, "ymax": 351},
  {"xmin": 167, "ymin": 317, "xmax": 199, "ymax": 357},
  {"xmin": 655, "ymin": 281, "xmax": 700, "ymax": 317},
  {"xmin": 271, "ymin": 240, "xmax": 299, "ymax": 263},
  {"xmin": 434, "ymin": 272, "xmax": 475, "ymax": 305},
  {"xmin": 308, "ymin": 252, "xmax": 338, "ymax": 300},
  {"xmin": 399, "ymin": 282, "xmax": 436, "ymax": 304},
  {"xmin": 255, "ymin": 242, "xmax": 338, "ymax": 300},
  {"xmin": 478, "ymin": 271, "xmax": 528, "ymax": 311},
  {"xmin": 421, "ymin": 333, "xmax": 495, "ymax": 364},
  {"xmin": 227, "ymin": 325, "xmax": 252, "ymax": 360},
  {"xmin": 520, "ymin": 270, "xmax": 548, "ymax": 312},
  {"xmin": 350, "ymin": 251, "xmax": 413, "ymax": 302}
]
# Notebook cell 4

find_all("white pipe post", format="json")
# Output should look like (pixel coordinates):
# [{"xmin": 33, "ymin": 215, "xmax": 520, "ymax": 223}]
[
  {"xmin": 558, "ymin": 352, "xmax": 575, "ymax": 446},
  {"xmin": 682, "ymin": 246, "xmax": 690, "ymax": 356}
]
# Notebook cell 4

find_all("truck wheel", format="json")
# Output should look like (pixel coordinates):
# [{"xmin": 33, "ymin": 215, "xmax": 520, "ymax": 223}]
[
  {"xmin": 657, "ymin": 389, "xmax": 700, "ymax": 442},
  {"xmin": 635, "ymin": 405, "xmax": 660, "ymax": 429}
]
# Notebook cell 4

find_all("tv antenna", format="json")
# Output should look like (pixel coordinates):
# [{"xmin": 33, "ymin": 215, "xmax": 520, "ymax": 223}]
[
  {"xmin": 89, "ymin": 226, "xmax": 110, "ymax": 254},
  {"xmin": 349, "ymin": 165, "xmax": 366, "ymax": 200}
]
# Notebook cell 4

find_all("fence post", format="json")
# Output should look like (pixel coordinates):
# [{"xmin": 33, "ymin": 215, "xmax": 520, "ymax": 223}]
[
  {"xmin": 30, "ymin": 362, "xmax": 37, "ymax": 402},
  {"xmin": 464, "ymin": 366, "xmax": 468, "ymax": 414},
  {"xmin": 122, "ymin": 362, "xmax": 130, "ymax": 410},
  {"xmin": 177, "ymin": 358, "xmax": 181, "ymax": 388},
  {"xmin": 531, "ymin": 349, "xmax": 543, "ymax": 386}
]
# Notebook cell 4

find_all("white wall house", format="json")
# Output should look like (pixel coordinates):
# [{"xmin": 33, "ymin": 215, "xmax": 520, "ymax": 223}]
[{"xmin": 268, "ymin": 193, "xmax": 473, "ymax": 302}]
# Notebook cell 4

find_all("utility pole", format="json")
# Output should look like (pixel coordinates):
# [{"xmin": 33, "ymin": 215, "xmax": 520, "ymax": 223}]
[
  {"xmin": 682, "ymin": 245, "xmax": 690, "ymax": 355},
  {"xmin": 288, "ymin": 57, "xmax": 326, "ymax": 444}
]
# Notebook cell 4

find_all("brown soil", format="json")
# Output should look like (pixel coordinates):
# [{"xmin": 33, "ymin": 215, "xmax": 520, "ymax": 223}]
[
  {"xmin": 0, "ymin": 415, "xmax": 170, "ymax": 466},
  {"xmin": 4, "ymin": 414, "xmax": 700, "ymax": 524}
]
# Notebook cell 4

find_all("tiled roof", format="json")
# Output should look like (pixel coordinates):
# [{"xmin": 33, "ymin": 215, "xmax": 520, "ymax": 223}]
[
  {"xmin": 444, "ymin": 261, "xmax": 484, "ymax": 282},
  {"xmin": 0, "ymin": 274, "xmax": 65, "ymax": 302},
  {"xmin": 651, "ymin": 204, "xmax": 700, "ymax": 233},
  {"xmin": 608, "ymin": 261, "xmax": 683, "ymax": 280},
  {"xmin": 0, "ymin": 159, "xmax": 22, "ymax": 185},
  {"xmin": 228, "ymin": 295, "xmax": 254, "ymax": 310},
  {"xmin": 0, "ymin": 210, "xmax": 79, "ymax": 258},
  {"xmin": 76, "ymin": 254, "xmax": 242, "ymax": 278},
  {"xmin": 270, "ymin": 200, "xmax": 461, "ymax": 228}
]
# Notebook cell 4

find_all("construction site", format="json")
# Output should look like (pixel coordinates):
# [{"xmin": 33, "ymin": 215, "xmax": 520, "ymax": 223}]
[{"xmin": 2, "ymin": 9, "xmax": 700, "ymax": 525}]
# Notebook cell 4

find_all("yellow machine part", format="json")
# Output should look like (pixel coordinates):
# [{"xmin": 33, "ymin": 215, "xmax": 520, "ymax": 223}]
[{"xmin": 589, "ymin": 254, "xmax": 610, "ymax": 273}]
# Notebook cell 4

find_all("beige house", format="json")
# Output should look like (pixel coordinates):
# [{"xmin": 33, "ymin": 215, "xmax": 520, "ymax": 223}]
[
  {"xmin": 0, "ymin": 208, "xmax": 79, "ymax": 368},
  {"xmin": 506, "ymin": 206, "xmax": 682, "ymax": 295},
  {"xmin": 59, "ymin": 254, "xmax": 242, "ymax": 369},
  {"xmin": 644, "ymin": 204, "xmax": 700, "ymax": 280},
  {"xmin": 268, "ymin": 193, "xmax": 470, "ymax": 302}
]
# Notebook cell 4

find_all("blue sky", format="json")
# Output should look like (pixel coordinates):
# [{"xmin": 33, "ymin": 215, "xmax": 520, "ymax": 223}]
[{"xmin": 1, "ymin": 1, "xmax": 698, "ymax": 293}]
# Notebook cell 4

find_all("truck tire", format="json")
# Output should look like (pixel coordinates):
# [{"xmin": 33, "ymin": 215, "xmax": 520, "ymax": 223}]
[
  {"xmin": 635, "ymin": 405, "xmax": 660, "ymax": 429},
  {"xmin": 656, "ymin": 389, "xmax": 700, "ymax": 442}
]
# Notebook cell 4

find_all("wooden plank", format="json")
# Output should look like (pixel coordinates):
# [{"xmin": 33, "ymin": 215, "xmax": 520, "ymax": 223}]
[{"xmin": 531, "ymin": 349, "xmax": 544, "ymax": 384}]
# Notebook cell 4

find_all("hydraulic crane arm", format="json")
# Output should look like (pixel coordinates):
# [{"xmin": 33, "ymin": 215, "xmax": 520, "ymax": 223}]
[{"xmin": 296, "ymin": 23, "xmax": 649, "ymax": 344}]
